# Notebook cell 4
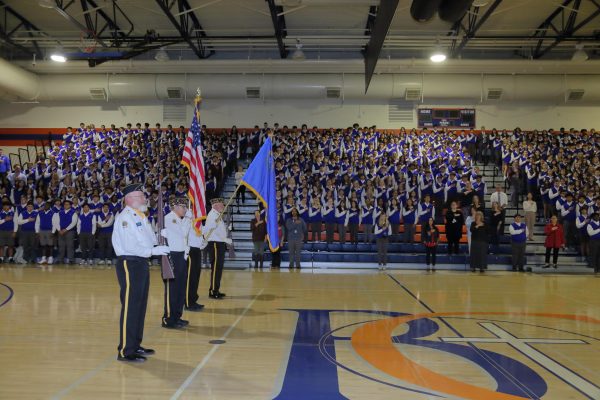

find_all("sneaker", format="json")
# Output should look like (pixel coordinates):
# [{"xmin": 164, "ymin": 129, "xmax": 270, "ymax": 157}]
[
  {"xmin": 0, "ymin": 257, "xmax": 4, "ymax": 263},
  {"xmin": 88, "ymin": 259, "xmax": 94, "ymax": 266},
  {"xmin": 8, "ymin": 257, "xmax": 14, "ymax": 264},
  {"xmin": 105, "ymin": 259, "xmax": 112, "ymax": 265},
  {"xmin": 48, "ymin": 256, "xmax": 54, "ymax": 264},
  {"xmin": 98, "ymin": 260, "xmax": 105, "ymax": 265},
  {"xmin": 39, "ymin": 256, "xmax": 47, "ymax": 264},
  {"xmin": 553, "ymin": 264, "xmax": 558, "ymax": 269},
  {"xmin": 80, "ymin": 259, "xmax": 86, "ymax": 265},
  {"xmin": 542, "ymin": 264, "xmax": 550, "ymax": 269}
]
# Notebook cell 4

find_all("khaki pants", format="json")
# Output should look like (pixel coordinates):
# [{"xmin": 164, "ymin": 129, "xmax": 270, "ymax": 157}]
[{"xmin": 525, "ymin": 212, "xmax": 535, "ymax": 240}]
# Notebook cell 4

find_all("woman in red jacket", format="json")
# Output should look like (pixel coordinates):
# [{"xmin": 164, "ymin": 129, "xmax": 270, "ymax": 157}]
[{"xmin": 543, "ymin": 215, "xmax": 565, "ymax": 269}]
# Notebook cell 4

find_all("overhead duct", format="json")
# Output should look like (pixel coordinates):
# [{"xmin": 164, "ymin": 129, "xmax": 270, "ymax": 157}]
[
  {"xmin": 0, "ymin": 58, "xmax": 40, "ymax": 101},
  {"xmin": 410, "ymin": 0, "xmax": 443, "ymax": 22},
  {"xmin": 438, "ymin": 0, "xmax": 474, "ymax": 23},
  {"xmin": 1, "ymin": 59, "xmax": 600, "ymax": 103}
]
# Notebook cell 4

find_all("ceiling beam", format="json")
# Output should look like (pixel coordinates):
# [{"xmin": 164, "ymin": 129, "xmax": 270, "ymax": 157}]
[
  {"xmin": 364, "ymin": 0, "xmax": 400, "ymax": 93},
  {"xmin": 533, "ymin": 0, "xmax": 599, "ymax": 58},
  {"xmin": 266, "ymin": 0, "xmax": 287, "ymax": 58},
  {"xmin": 154, "ymin": 0, "xmax": 214, "ymax": 59},
  {"xmin": 451, "ymin": 0, "xmax": 504, "ymax": 57},
  {"xmin": 0, "ymin": 0, "xmax": 46, "ymax": 58}
]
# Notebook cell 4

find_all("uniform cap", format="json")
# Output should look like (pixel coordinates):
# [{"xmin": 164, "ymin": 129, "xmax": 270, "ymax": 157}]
[{"xmin": 123, "ymin": 183, "xmax": 144, "ymax": 196}]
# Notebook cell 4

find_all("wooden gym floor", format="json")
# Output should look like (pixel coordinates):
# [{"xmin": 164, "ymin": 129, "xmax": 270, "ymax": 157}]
[{"xmin": 1, "ymin": 265, "xmax": 600, "ymax": 399}]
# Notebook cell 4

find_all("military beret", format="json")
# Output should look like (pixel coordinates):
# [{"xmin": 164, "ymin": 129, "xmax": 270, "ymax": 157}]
[{"xmin": 210, "ymin": 197, "xmax": 224, "ymax": 205}]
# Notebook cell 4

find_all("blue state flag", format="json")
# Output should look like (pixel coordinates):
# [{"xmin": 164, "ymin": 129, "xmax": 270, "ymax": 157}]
[{"xmin": 240, "ymin": 137, "xmax": 280, "ymax": 251}]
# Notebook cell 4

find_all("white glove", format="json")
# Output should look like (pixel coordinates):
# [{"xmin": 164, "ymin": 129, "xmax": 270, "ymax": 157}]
[
  {"xmin": 151, "ymin": 245, "xmax": 170, "ymax": 256},
  {"xmin": 185, "ymin": 209, "xmax": 193, "ymax": 219},
  {"xmin": 160, "ymin": 229, "xmax": 168, "ymax": 238},
  {"xmin": 225, "ymin": 238, "xmax": 233, "ymax": 245},
  {"xmin": 228, "ymin": 224, "xmax": 233, "ymax": 231},
  {"xmin": 184, "ymin": 246, "xmax": 190, "ymax": 260}
]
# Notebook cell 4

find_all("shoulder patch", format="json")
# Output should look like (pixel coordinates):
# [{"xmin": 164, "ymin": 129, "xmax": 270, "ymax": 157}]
[
  {"xmin": 122, "ymin": 221, "xmax": 128, "ymax": 227},
  {"xmin": 172, "ymin": 219, "xmax": 177, "ymax": 223}
]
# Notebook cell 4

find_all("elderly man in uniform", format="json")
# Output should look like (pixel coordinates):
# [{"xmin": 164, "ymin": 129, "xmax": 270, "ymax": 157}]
[
  {"xmin": 203, "ymin": 197, "xmax": 232, "ymax": 299},
  {"xmin": 112, "ymin": 183, "xmax": 169, "ymax": 363},
  {"xmin": 161, "ymin": 197, "xmax": 193, "ymax": 329}
]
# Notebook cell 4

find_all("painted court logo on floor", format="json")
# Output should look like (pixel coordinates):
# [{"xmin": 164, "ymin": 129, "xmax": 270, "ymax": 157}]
[{"xmin": 273, "ymin": 309, "xmax": 600, "ymax": 400}]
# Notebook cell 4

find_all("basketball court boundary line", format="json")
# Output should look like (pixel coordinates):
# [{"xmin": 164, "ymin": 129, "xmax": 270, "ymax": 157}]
[
  {"xmin": 0, "ymin": 282, "xmax": 14, "ymax": 308},
  {"xmin": 169, "ymin": 287, "xmax": 265, "ymax": 400}
]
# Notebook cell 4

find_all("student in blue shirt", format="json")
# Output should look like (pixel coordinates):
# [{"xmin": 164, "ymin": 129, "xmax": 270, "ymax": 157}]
[
  {"xmin": 0, "ymin": 148, "xmax": 10, "ymax": 187},
  {"xmin": 402, "ymin": 198, "xmax": 416, "ymax": 244},
  {"xmin": 17, "ymin": 202, "xmax": 38, "ymax": 264},
  {"xmin": 0, "ymin": 201, "xmax": 17, "ymax": 263}
]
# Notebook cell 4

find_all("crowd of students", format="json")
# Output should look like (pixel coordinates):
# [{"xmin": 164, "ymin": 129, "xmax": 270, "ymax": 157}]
[{"xmin": 0, "ymin": 121, "xmax": 598, "ymax": 271}]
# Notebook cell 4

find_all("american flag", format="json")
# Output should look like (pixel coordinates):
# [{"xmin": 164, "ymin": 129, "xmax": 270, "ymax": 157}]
[{"xmin": 181, "ymin": 96, "xmax": 206, "ymax": 232}]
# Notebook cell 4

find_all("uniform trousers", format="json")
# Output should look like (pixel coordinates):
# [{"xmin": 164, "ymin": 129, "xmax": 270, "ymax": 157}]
[
  {"xmin": 186, "ymin": 247, "xmax": 202, "ymax": 307},
  {"xmin": 511, "ymin": 241, "xmax": 526, "ymax": 270},
  {"xmin": 19, "ymin": 230, "xmax": 36, "ymax": 262},
  {"xmin": 116, "ymin": 256, "xmax": 149, "ymax": 357},
  {"xmin": 163, "ymin": 251, "xmax": 187, "ymax": 325},
  {"xmin": 79, "ymin": 232, "xmax": 95, "ymax": 260},
  {"xmin": 97, "ymin": 232, "xmax": 113, "ymax": 260},
  {"xmin": 287, "ymin": 239, "xmax": 302, "ymax": 268},
  {"xmin": 57, "ymin": 230, "xmax": 75, "ymax": 261},
  {"xmin": 208, "ymin": 241, "xmax": 226, "ymax": 294}
]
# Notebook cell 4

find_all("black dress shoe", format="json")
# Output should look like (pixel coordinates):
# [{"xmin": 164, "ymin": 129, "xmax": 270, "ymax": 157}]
[
  {"xmin": 215, "ymin": 291, "xmax": 226, "ymax": 298},
  {"xmin": 136, "ymin": 347, "xmax": 155, "ymax": 356},
  {"xmin": 117, "ymin": 354, "xmax": 146, "ymax": 363},
  {"xmin": 185, "ymin": 303, "xmax": 205, "ymax": 311},
  {"xmin": 178, "ymin": 319, "xmax": 189, "ymax": 326},
  {"xmin": 162, "ymin": 321, "xmax": 185, "ymax": 329},
  {"xmin": 209, "ymin": 291, "xmax": 225, "ymax": 299}
]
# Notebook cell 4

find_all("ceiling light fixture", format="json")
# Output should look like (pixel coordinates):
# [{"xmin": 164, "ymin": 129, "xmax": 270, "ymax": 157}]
[
  {"xmin": 50, "ymin": 47, "xmax": 67, "ymax": 62},
  {"xmin": 572, "ymin": 43, "xmax": 588, "ymax": 62},
  {"xmin": 292, "ymin": 38, "xmax": 306, "ymax": 60},
  {"xmin": 430, "ymin": 40, "xmax": 447, "ymax": 63},
  {"xmin": 154, "ymin": 47, "xmax": 170, "ymax": 62}
]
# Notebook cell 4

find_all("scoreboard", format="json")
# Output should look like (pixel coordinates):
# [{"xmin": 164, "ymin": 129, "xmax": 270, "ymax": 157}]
[{"xmin": 417, "ymin": 108, "xmax": 476, "ymax": 128}]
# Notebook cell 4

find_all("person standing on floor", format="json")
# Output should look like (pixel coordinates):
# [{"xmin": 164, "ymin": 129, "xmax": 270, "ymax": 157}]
[
  {"xmin": 270, "ymin": 217, "xmax": 283, "ymax": 269},
  {"xmin": 285, "ymin": 208, "xmax": 307, "ymax": 269},
  {"xmin": 470, "ymin": 211, "xmax": 488, "ymax": 272},
  {"xmin": 576, "ymin": 207, "xmax": 590, "ymax": 264},
  {"xmin": 203, "ymin": 197, "xmax": 232, "ymax": 299},
  {"xmin": 186, "ymin": 222, "xmax": 206, "ymax": 312},
  {"xmin": 16, "ymin": 201, "xmax": 37, "ymax": 264},
  {"xmin": 422, "ymin": 217, "xmax": 439, "ymax": 272},
  {"xmin": 543, "ymin": 215, "xmax": 564, "ymax": 269},
  {"xmin": 35, "ymin": 201, "xmax": 55, "ymax": 265},
  {"xmin": 77, "ymin": 203, "xmax": 97, "ymax": 265},
  {"xmin": 523, "ymin": 192, "xmax": 537, "ymax": 241},
  {"xmin": 374, "ymin": 214, "xmax": 391, "ymax": 270},
  {"xmin": 445, "ymin": 201, "xmax": 464, "ymax": 255},
  {"xmin": 586, "ymin": 213, "xmax": 600, "ymax": 273},
  {"xmin": 96, "ymin": 203, "xmax": 115, "ymax": 265},
  {"xmin": 161, "ymin": 197, "xmax": 192, "ymax": 328},
  {"xmin": 52, "ymin": 200, "xmax": 78, "ymax": 265},
  {"xmin": 402, "ymin": 198, "xmax": 416, "ymax": 244},
  {"xmin": 509, "ymin": 214, "xmax": 528, "ymax": 272},
  {"xmin": 112, "ymin": 183, "xmax": 170, "ymax": 363},
  {"xmin": 250, "ymin": 210, "xmax": 266, "ymax": 269}
]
